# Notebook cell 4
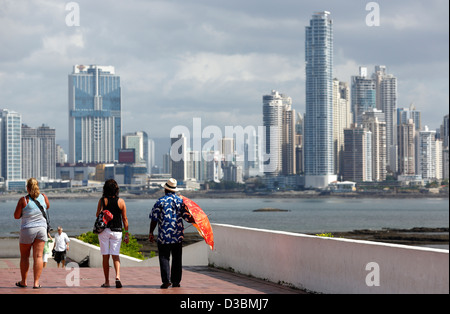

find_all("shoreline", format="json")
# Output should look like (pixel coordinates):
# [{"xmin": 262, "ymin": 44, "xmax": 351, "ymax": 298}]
[{"xmin": 1, "ymin": 189, "xmax": 448, "ymax": 201}]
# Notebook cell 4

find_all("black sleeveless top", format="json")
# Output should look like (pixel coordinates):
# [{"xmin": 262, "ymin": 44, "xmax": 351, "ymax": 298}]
[{"xmin": 104, "ymin": 197, "xmax": 123, "ymax": 232}]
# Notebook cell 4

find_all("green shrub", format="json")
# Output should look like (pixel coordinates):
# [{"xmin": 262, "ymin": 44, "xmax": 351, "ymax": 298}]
[
  {"xmin": 316, "ymin": 233, "xmax": 334, "ymax": 238},
  {"xmin": 77, "ymin": 231, "xmax": 145, "ymax": 260}
]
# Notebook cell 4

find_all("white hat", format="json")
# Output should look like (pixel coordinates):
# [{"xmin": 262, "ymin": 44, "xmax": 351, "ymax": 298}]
[{"xmin": 162, "ymin": 178, "xmax": 178, "ymax": 192}]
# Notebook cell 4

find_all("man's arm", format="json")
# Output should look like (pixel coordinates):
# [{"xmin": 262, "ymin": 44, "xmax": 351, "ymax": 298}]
[{"xmin": 149, "ymin": 221, "xmax": 157, "ymax": 243}]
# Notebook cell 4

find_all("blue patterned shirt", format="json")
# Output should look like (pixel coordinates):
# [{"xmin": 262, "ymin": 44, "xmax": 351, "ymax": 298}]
[{"xmin": 150, "ymin": 193, "xmax": 192, "ymax": 244}]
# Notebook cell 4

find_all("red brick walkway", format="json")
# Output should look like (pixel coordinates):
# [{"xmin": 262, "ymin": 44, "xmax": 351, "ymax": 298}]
[{"xmin": 0, "ymin": 258, "xmax": 303, "ymax": 295}]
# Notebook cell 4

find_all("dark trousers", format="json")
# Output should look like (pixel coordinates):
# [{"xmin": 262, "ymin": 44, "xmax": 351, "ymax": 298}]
[{"xmin": 158, "ymin": 242, "xmax": 183, "ymax": 285}]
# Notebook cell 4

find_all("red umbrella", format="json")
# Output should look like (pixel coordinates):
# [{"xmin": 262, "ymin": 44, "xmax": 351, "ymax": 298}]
[{"xmin": 181, "ymin": 195, "xmax": 214, "ymax": 250}]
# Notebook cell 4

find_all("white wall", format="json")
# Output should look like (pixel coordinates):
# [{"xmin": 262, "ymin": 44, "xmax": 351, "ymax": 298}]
[
  {"xmin": 208, "ymin": 224, "xmax": 449, "ymax": 294},
  {"xmin": 68, "ymin": 238, "xmax": 208, "ymax": 268}
]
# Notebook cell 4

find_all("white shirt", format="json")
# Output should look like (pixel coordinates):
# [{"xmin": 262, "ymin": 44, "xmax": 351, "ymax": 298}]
[{"xmin": 54, "ymin": 232, "xmax": 70, "ymax": 252}]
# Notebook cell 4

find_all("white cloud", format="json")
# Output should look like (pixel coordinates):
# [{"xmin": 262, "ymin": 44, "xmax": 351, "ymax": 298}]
[{"xmin": 0, "ymin": 0, "xmax": 448, "ymax": 143}]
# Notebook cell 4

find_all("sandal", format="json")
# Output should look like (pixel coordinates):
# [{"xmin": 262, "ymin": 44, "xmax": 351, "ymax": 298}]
[{"xmin": 15, "ymin": 281, "xmax": 27, "ymax": 288}]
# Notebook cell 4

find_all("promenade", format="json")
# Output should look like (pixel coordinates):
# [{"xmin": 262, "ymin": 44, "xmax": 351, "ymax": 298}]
[{"xmin": 0, "ymin": 257, "xmax": 303, "ymax": 295}]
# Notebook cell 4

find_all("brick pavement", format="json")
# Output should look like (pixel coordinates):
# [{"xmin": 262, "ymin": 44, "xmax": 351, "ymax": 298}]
[{"xmin": 0, "ymin": 258, "xmax": 304, "ymax": 295}]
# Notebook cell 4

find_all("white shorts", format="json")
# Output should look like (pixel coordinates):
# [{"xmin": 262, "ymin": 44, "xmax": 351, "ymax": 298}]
[{"xmin": 98, "ymin": 228, "xmax": 122, "ymax": 256}]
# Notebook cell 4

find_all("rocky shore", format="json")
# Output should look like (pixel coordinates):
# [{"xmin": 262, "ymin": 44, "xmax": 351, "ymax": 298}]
[{"xmin": 309, "ymin": 227, "xmax": 449, "ymax": 247}]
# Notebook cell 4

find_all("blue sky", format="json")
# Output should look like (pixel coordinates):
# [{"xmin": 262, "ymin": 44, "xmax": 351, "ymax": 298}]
[{"xmin": 0, "ymin": 0, "xmax": 448, "ymax": 144}]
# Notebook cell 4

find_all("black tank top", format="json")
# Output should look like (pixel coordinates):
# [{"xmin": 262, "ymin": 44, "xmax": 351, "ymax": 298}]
[{"xmin": 105, "ymin": 197, "xmax": 123, "ymax": 232}]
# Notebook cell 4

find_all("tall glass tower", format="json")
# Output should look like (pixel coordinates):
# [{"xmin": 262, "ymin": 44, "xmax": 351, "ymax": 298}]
[
  {"xmin": 304, "ymin": 11, "xmax": 337, "ymax": 188},
  {"xmin": 68, "ymin": 65, "xmax": 121, "ymax": 163},
  {"xmin": 0, "ymin": 109, "xmax": 22, "ymax": 180}
]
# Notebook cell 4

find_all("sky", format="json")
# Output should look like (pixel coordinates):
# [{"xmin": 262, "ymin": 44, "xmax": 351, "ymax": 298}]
[{"xmin": 0, "ymin": 0, "xmax": 448, "ymax": 150}]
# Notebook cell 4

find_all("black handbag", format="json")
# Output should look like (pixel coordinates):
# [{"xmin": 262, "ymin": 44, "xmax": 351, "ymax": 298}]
[
  {"xmin": 93, "ymin": 198, "xmax": 114, "ymax": 234},
  {"xmin": 28, "ymin": 194, "xmax": 52, "ymax": 233}
]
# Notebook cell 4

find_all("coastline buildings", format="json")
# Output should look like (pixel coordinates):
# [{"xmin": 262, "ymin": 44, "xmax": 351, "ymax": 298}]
[
  {"xmin": 68, "ymin": 65, "xmax": 122, "ymax": 164},
  {"xmin": 343, "ymin": 125, "xmax": 372, "ymax": 182},
  {"xmin": 397, "ymin": 119, "xmax": 416, "ymax": 176},
  {"xmin": 22, "ymin": 124, "xmax": 56, "ymax": 180},
  {"xmin": 361, "ymin": 109, "xmax": 387, "ymax": 181},
  {"xmin": 374, "ymin": 66, "xmax": 398, "ymax": 173},
  {"xmin": 333, "ymin": 79, "xmax": 352, "ymax": 177},
  {"xmin": 0, "ymin": 109, "xmax": 22, "ymax": 182},
  {"xmin": 351, "ymin": 67, "xmax": 376, "ymax": 125},
  {"xmin": 262, "ymin": 90, "xmax": 296, "ymax": 176},
  {"xmin": 304, "ymin": 11, "xmax": 336, "ymax": 188},
  {"xmin": 417, "ymin": 126, "xmax": 442, "ymax": 181},
  {"xmin": 123, "ymin": 131, "xmax": 149, "ymax": 170}
]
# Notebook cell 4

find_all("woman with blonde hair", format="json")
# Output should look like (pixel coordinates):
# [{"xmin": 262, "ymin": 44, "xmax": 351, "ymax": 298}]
[{"xmin": 14, "ymin": 178, "xmax": 50, "ymax": 289}]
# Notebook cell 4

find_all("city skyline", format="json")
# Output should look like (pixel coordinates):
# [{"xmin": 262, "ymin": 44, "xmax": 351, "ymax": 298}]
[{"xmin": 0, "ymin": 0, "xmax": 448, "ymax": 144}]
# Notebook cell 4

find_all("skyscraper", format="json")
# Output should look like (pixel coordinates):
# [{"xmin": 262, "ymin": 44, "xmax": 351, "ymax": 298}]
[
  {"xmin": 0, "ymin": 109, "xmax": 22, "ymax": 181},
  {"xmin": 417, "ymin": 126, "xmax": 441, "ymax": 180},
  {"xmin": 22, "ymin": 124, "xmax": 56, "ymax": 180},
  {"xmin": 262, "ymin": 90, "xmax": 296, "ymax": 176},
  {"xmin": 362, "ymin": 109, "xmax": 387, "ymax": 181},
  {"xmin": 123, "ymin": 131, "xmax": 149, "ymax": 169},
  {"xmin": 262, "ymin": 90, "xmax": 285, "ymax": 176},
  {"xmin": 333, "ymin": 78, "xmax": 352, "ymax": 177},
  {"xmin": 171, "ymin": 133, "xmax": 187, "ymax": 182},
  {"xmin": 68, "ymin": 65, "xmax": 122, "ymax": 164},
  {"xmin": 351, "ymin": 67, "xmax": 376, "ymax": 124},
  {"xmin": 374, "ymin": 65, "xmax": 398, "ymax": 173},
  {"xmin": 304, "ymin": 11, "xmax": 336, "ymax": 188},
  {"xmin": 397, "ymin": 119, "xmax": 416, "ymax": 176},
  {"xmin": 343, "ymin": 125, "xmax": 372, "ymax": 182}
]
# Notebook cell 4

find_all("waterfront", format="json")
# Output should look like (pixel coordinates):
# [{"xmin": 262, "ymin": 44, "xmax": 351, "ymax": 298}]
[{"xmin": 1, "ymin": 197, "xmax": 448, "ymax": 241}]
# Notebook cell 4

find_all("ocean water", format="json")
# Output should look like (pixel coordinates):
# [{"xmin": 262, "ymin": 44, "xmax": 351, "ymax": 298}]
[{"xmin": 1, "ymin": 197, "xmax": 448, "ymax": 238}]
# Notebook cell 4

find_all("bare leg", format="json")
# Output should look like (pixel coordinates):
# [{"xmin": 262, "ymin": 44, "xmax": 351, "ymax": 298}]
[
  {"xmin": 19, "ymin": 243, "xmax": 32, "ymax": 286},
  {"xmin": 32, "ymin": 240, "xmax": 45, "ymax": 288},
  {"xmin": 112, "ymin": 255, "xmax": 121, "ymax": 280},
  {"xmin": 102, "ymin": 255, "xmax": 110, "ymax": 286}
]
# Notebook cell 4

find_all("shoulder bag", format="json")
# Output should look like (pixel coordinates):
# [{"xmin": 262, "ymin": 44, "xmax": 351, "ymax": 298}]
[
  {"xmin": 28, "ymin": 194, "xmax": 52, "ymax": 233},
  {"xmin": 93, "ymin": 198, "xmax": 114, "ymax": 234}
]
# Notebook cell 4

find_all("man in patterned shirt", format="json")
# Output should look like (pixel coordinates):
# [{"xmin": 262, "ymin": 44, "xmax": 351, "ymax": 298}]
[{"xmin": 149, "ymin": 178, "xmax": 194, "ymax": 289}]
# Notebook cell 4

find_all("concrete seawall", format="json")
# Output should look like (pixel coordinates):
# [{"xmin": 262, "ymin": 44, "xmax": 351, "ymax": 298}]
[{"xmin": 208, "ymin": 224, "xmax": 449, "ymax": 294}]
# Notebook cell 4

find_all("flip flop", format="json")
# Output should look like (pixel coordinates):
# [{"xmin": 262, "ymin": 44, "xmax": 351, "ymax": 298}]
[
  {"xmin": 33, "ymin": 285, "xmax": 41, "ymax": 289},
  {"xmin": 15, "ymin": 281, "xmax": 27, "ymax": 288},
  {"xmin": 101, "ymin": 283, "xmax": 110, "ymax": 288},
  {"xmin": 115, "ymin": 279, "xmax": 122, "ymax": 288}
]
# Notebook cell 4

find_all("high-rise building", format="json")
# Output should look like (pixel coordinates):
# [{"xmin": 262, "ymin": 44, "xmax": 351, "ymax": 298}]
[
  {"xmin": 343, "ymin": 125, "xmax": 372, "ymax": 182},
  {"xmin": 263, "ymin": 90, "xmax": 294, "ymax": 176},
  {"xmin": 417, "ymin": 126, "xmax": 441, "ymax": 180},
  {"xmin": 304, "ymin": 11, "xmax": 336, "ymax": 188},
  {"xmin": 171, "ymin": 133, "xmax": 187, "ymax": 182},
  {"xmin": 397, "ymin": 119, "xmax": 416, "ymax": 176},
  {"xmin": 22, "ymin": 124, "xmax": 56, "ymax": 180},
  {"xmin": 362, "ymin": 109, "xmax": 387, "ymax": 181},
  {"xmin": 333, "ymin": 79, "xmax": 352, "ymax": 177},
  {"xmin": 351, "ymin": 67, "xmax": 376, "ymax": 124},
  {"xmin": 374, "ymin": 65, "xmax": 398, "ymax": 173},
  {"xmin": 441, "ymin": 114, "xmax": 449, "ymax": 179},
  {"xmin": 282, "ymin": 101, "xmax": 296, "ymax": 176},
  {"xmin": 0, "ymin": 109, "xmax": 22, "ymax": 181},
  {"xmin": 123, "ymin": 131, "xmax": 149, "ymax": 169},
  {"xmin": 295, "ymin": 113, "xmax": 304, "ymax": 175},
  {"xmin": 398, "ymin": 104, "xmax": 421, "ymax": 131},
  {"xmin": 68, "ymin": 65, "xmax": 121, "ymax": 164}
]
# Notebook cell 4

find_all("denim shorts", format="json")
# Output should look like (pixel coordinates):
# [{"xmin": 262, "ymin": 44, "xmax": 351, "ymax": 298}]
[{"xmin": 20, "ymin": 227, "xmax": 48, "ymax": 244}]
